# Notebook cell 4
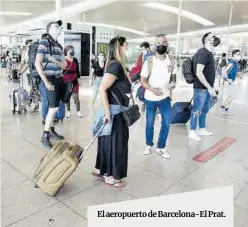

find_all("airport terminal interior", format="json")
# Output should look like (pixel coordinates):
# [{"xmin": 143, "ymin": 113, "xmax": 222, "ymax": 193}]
[{"xmin": 1, "ymin": 0, "xmax": 248, "ymax": 226}]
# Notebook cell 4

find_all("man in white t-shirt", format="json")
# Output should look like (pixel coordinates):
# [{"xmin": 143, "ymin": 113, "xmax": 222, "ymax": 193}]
[{"xmin": 140, "ymin": 34, "xmax": 176, "ymax": 159}]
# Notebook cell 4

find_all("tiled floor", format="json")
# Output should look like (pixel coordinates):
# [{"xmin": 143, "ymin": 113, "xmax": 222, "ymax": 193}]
[{"xmin": 1, "ymin": 72, "xmax": 248, "ymax": 227}]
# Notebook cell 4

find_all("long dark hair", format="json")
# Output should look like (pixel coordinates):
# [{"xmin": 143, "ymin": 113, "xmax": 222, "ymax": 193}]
[{"xmin": 105, "ymin": 36, "xmax": 127, "ymax": 75}]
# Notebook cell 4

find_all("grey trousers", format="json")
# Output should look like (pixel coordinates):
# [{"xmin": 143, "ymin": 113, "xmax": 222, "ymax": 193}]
[{"xmin": 66, "ymin": 93, "xmax": 80, "ymax": 112}]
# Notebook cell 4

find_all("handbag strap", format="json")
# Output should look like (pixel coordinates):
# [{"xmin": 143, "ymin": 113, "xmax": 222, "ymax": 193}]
[{"xmin": 110, "ymin": 90, "xmax": 125, "ymax": 110}]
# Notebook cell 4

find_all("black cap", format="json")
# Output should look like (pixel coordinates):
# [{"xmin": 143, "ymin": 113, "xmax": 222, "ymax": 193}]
[{"xmin": 46, "ymin": 20, "xmax": 62, "ymax": 32}]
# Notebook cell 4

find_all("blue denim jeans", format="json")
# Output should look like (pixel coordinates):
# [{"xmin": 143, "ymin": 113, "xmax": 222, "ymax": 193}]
[
  {"xmin": 39, "ymin": 81, "xmax": 49, "ymax": 121},
  {"xmin": 93, "ymin": 77, "xmax": 102, "ymax": 102},
  {"xmin": 145, "ymin": 97, "xmax": 171, "ymax": 149},
  {"xmin": 190, "ymin": 88, "xmax": 211, "ymax": 130}
]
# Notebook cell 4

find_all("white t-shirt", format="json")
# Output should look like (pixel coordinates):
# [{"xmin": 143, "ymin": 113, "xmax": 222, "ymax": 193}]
[
  {"xmin": 21, "ymin": 48, "xmax": 30, "ymax": 74},
  {"xmin": 141, "ymin": 55, "xmax": 172, "ymax": 101}
]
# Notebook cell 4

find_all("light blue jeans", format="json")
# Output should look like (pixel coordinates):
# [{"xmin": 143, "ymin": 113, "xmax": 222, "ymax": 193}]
[
  {"xmin": 93, "ymin": 77, "xmax": 102, "ymax": 102},
  {"xmin": 190, "ymin": 88, "xmax": 211, "ymax": 130}
]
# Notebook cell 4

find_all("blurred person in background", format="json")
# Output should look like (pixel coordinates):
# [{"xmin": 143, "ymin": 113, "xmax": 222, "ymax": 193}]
[
  {"xmin": 90, "ymin": 52, "xmax": 105, "ymax": 103},
  {"xmin": 220, "ymin": 49, "xmax": 241, "ymax": 115},
  {"xmin": 63, "ymin": 45, "xmax": 82, "ymax": 118}
]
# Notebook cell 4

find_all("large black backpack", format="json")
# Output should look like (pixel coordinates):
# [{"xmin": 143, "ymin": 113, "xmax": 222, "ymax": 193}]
[
  {"xmin": 182, "ymin": 58, "xmax": 195, "ymax": 84},
  {"xmin": 28, "ymin": 38, "xmax": 52, "ymax": 78}
]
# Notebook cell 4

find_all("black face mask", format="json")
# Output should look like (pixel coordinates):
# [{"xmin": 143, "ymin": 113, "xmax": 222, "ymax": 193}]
[
  {"xmin": 212, "ymin": 36, "xmax": 221, "ymax": 47},
  {"xmin": 156, "ymin": 45, "xmax": 168, "ymax": 55},
  {"xmin": 70, "ymin": 51, "xmax": 75, "ymax": 56}
]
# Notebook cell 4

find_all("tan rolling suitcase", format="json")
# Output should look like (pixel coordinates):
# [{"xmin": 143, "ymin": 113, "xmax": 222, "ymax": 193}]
[{"xmin": 33, "ymin": 124, "xmax": 105, "ymax": 197}]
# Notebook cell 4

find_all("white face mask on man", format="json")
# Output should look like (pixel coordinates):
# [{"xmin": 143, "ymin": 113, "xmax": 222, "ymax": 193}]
[
  {"xmin": 234, "ymin": 55, "xmax": 241, "ymax": 61},
  {"xmin": 49, "ymin": 25, "xmax": 61, "ymax": 38}
]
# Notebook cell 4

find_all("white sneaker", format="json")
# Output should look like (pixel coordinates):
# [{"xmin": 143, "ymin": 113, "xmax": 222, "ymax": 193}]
[
  {"xmin": 221, "ymin": 109, "xmax": 233, "ymax": 116},
  {"xmin": 77, "ymin": 111, "xmax": 82, "ymax": 118},
  {"xmin": 197, "ymin": 128, "xmax": 213, "ymax": 136},
  {"xmin": 189, "ymin": 130, "xmax": 202, "ymax": 141},
  {"xmin": 156, "ymin": 148, "xmax": 171, "ymax": 159},
  {"xmin": 66, "ymin": 111, "xmax": 71, "ymax": 118},
  {"xmin": 143, "ymin": 145, "xmax": 152, "ymax": 155}
]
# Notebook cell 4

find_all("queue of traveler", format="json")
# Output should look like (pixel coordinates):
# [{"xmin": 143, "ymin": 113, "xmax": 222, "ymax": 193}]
[{"xmin": 7, "ymin": 19, "xmax": 241, "ymax": 188}]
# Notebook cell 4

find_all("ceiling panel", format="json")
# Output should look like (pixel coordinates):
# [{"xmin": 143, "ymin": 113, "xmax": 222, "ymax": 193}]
[{"xmin": 1, "ymin": 0, "xmax": 247, "ymax": 38}]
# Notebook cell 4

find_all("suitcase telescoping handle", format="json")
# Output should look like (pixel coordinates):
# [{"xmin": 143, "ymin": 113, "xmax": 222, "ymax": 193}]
[{"xmin": 79, "ymin": 121, "xmax": 107, "ymax": 161}]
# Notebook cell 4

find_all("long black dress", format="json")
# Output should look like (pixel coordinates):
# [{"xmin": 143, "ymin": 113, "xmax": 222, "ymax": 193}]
[{"xmin": 95, "ymin": 61, "xmax": 131, "ymax": 180}]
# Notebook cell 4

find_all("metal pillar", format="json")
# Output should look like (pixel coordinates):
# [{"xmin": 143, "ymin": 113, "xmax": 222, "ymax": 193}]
[
  {"xmin": 227, "ymin": 2, "xmax": 233, "ymax": 52},
  {"xmin": 175, "ymin": 0, "xmax": 183, "ymax": 57},
  {"xmin": 143, "ymin": 13, "xmax": 147, "ymax": 40},
  {"xmin": 56, "ymin": 0, "xmax": 62, "ymax": 20}
]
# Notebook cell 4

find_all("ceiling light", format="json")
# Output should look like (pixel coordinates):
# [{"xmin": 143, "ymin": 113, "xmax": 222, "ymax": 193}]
[
  {"xmin": 78, "ymin": 22, "xmax": 151, "ymax": 36},
  {"xmin": 143, "ymin": 2, "xmax": 214, "ymax": 26},
  {"xmin": 0, "ymin": 12, "xmax": 33, "ymax": 16},
  {"xmin": 0, "ymin": 0, "xmax": 117, "ymax": 33}
]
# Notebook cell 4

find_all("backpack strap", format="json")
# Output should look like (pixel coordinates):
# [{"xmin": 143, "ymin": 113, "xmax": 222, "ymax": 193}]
[{"xmin": 146, "ymin": 56, "xmax": 153, "ymax": 79}]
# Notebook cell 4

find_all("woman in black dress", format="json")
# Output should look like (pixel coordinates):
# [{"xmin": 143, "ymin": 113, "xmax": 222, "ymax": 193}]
[{"xmin": 92, "ymin": 36, "xmax": 131, "ymax": 188}]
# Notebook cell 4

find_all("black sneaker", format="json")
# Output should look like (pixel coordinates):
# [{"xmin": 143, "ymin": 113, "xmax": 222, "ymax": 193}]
[
  {"xmin": 41, "ymin": 132, "xmax": 53, "ymax": 149},
  {"xmin": 50, "ymin": 127, "xmax": 64, "ymax": 140}
]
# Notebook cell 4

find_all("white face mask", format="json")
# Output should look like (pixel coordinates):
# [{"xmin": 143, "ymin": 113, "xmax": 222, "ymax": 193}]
[
  {"xmin": 98, "ymin": 56, "xmax": 104, "ymax": 61},
  {"xmin": 124, "ymin": 49, "xmax": 129, "ymax": 58},
  {"xmin": 234, "ymin": 55, "xmax": 241, "ymax": 61},
  {"xmin": 49, "ymin": 25, "xmax": 61, "ymax": 37}
]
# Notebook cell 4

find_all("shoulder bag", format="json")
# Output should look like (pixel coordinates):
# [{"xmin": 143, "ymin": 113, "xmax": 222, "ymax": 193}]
[{"xmin": 110, "ymin": 90, "xmax": 141, "ymax": 127}]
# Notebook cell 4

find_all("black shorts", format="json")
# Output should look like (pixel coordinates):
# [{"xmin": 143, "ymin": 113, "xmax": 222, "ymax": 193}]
[{"xmin": 46, "ymin": 77, "xmax": 65, "ymax": 108}]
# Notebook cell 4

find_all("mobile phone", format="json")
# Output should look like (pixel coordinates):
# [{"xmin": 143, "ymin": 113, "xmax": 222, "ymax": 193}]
[{"xmin": 169, "ymin": 74, "xmax": 176, "ymax": 83}]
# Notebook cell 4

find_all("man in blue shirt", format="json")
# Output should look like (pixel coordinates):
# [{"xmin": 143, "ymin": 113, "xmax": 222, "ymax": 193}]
[
  {"xmin": 35, "ymin": 20, "xmax": 67, "ymax": 149},
  {"xmin": 140, "ymin": 42, "xmax": 154, "ymax": 63},
  {"xmin": 220, "ymin": 49, "xmax": 241, "ymax": 115}
]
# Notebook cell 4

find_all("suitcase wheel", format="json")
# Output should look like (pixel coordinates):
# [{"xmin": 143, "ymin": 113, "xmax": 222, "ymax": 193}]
[
  {"xmin": 12, "ymin": 110, "xmax": 15, "ymax": 114},
  {"xmin": 34, "ymin": 184, "xmax": 39, "ymax": 188},
  {"xmin": 18, "ymin": 111, "xmax": 21, "ymax": 114}
]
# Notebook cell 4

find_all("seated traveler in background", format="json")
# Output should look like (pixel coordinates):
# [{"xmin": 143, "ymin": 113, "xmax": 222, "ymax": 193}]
[
  {"xmin": 63, "ymin": 45, "xmax": 82, "ymax": 118},
  {"xmin": 189, "ymin": 32, "xmax": 220, "ymax": 141},
  {"xmin": 35, "ymin": 20, "xmax": 67, "ymax": 149},
  {"xmin": 92, "ymin": 36, "xmax": 131, "ymax": 188}
]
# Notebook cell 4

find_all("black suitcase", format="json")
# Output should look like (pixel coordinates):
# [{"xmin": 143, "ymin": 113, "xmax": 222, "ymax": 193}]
[{"xmin": 170, "ymin": 99, "xmax": 193, "ymax": 124}]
